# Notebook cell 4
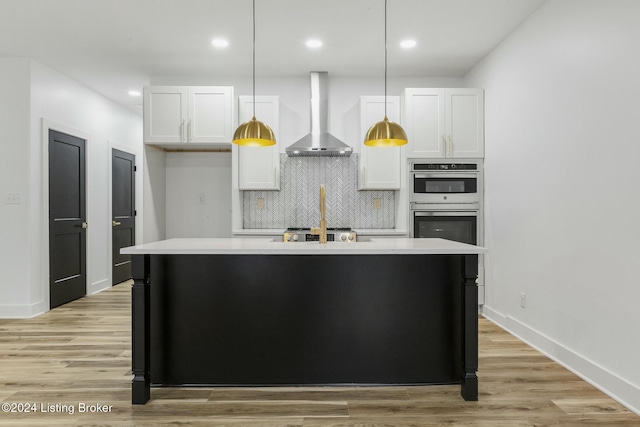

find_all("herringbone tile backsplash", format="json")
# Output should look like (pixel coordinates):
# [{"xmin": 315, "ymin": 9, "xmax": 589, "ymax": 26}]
[{"xmin": 242, "ymin": 154, "xmax": 395, "ymax": 229}]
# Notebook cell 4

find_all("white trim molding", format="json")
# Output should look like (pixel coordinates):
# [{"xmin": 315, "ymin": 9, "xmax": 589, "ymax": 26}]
[
  {"xmin": 88, "ymin": 279, "xmax": 111, "ymax": 295},
  {"xmin": 482, "ymin": 305, "xmax": 640, "ymax": 416},
  {"xmin": 0, "ymin": 301, "xmax": 48, "ymax": 319}
]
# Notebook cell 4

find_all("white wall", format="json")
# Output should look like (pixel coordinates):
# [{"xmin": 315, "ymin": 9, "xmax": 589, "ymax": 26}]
[
  {"xmin": 464, "ymin": 0, "xmax": 640, "ymax": 413},
  {"xmin": 165, "ymin": 152, "xmax": 232, "ymax": 238},
  {"xmin": 0, "ymin": 58, "xmax": 143, "ymax": 318},
  {"xmin": 143, "ymin": 145, "xmax": 166, "ymax": 243},
  {"xmin": 0, "ymin": 58, "xmax": 32, "ymax": 316}
]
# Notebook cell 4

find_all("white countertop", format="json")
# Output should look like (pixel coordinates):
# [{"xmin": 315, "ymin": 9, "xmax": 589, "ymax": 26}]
[{"xmin": 121, "ymin": 238, "xmax": 486, "ymax": 255}]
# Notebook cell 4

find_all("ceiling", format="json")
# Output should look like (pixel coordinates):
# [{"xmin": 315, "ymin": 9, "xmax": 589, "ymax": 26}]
[{"xmin": 0, "ymin": 0, "xmax": 545, "ymax": 114}]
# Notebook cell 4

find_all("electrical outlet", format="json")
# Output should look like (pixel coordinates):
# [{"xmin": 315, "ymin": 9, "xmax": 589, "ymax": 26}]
[
  {"xmin": 373, "ymin": 198, "xmax": 381, "ymax": 210},
  {"xmin": 520, "ymin": 292, "xmax": 526, "ymax": 308},
  {"xmin": 5, "ymin": 193, "xmax": 22, "ymax": 204},
  {"xmin": 256, "ymin": 198, "xmax": 265, "ymax": 209}
]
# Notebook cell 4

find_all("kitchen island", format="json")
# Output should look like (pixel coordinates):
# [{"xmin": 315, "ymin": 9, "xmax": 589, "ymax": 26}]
[{"xmin": 121, "ymin": 238, "xmax": 486, "ymax": 404}]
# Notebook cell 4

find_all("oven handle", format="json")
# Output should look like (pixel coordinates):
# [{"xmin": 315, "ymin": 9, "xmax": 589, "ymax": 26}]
[
  {"xmin": 411, "ymin": 202, "xmax": 480, "ymax": 209},
  {"xmin": 412, "ymin": 172, "xmax": 478, "ymax": 179},
  {"xmin": 413, "ymin": 211, "xmax": 478, "ymax": 217}
]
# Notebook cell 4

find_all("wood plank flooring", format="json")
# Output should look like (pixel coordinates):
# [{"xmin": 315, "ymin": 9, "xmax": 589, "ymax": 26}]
[{"xmin": 0, "ymin": 282, "xmax": 637, "ymax": 426}]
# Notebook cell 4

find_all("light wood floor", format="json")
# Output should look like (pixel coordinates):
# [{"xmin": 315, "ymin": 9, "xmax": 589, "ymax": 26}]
[{"xmin": 0, "ymin": 282, "xmax": 637, "ymax": 426}]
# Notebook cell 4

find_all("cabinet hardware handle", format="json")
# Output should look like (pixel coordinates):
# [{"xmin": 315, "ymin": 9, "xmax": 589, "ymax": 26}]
[
  {"xmin": 180, "ymin": 120, "xmax": 185, "ymax": 142},
  {"xmin": 448, "ymin": 135, "xmax": 452, "ymax": 157},
  {"xmin": 188, "ymin": 119, "xmax": 192, "ymax": 142},
  {"xmin": 112, "ymin": 221, "xmax": 121, "ymax": 227},
  {"xmin": 442, "ymin": 135, "xmax": 446, "ymax": 156}
]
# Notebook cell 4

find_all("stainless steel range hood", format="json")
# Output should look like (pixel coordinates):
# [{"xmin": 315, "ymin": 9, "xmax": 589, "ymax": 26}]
[{"xmin": 286, "ymin": 72, "xmax": 353, "ymax": 157}]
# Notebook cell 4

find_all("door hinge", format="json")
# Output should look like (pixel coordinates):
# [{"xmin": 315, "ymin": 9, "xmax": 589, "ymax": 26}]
[
  {"xmin": 134, "ymin": 166, "xmax": 137, "ymax": 172},
  {"xmin": 134, "ymin": 210, "xmax": 137, "ymax": 216}
]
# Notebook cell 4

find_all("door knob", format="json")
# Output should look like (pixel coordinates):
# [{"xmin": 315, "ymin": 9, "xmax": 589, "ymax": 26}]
[
  {"xmin": 112, "ymin": 221, "xmax": 121, "ymax": 227},
  {"xmin": 82, "ymin": 222, "xmax": 88, "ymax": 229}
]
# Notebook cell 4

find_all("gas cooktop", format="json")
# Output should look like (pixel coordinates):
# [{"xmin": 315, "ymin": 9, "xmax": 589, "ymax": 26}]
[{"xmin": 283, "ymin": 228, "xmax": 356, "ymax": 242}]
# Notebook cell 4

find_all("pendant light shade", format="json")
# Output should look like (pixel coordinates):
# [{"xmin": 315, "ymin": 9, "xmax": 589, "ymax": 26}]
[
  {"xmin": 233, "ymin": 116, "xmax": 276, "ymax": 147},
  {"xmin": 364, "ymin": 115, "xmax": 408, "ymax": 147},
  {"xmin": 232, "ymin": 0, "xmax": 276, "ymax": 146},
  {"xmin": 364, "ymin": 0, "xmax": 408, "ymax": 147}
]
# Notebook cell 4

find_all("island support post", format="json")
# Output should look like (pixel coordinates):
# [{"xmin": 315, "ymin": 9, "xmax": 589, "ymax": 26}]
[
  {"xmin": 462, "ymin": 254, "xmax": 479, "ymax": 401},
  {"xmin": 131, "ymin": 254, "xmax": 150, "ymax": 404}
]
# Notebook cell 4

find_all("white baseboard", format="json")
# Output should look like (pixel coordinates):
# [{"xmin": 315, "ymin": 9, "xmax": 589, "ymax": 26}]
[
  {"xmin": 0, "ymin": 279, "xmax": 111, "ymax": 318},
  {"xmin": 482, "ymin": 305, "xmax": 640, "ymax": 416},
  {"xmin": 0, "ymin": 300, "xmax": 47, "ymax": 318},
  {"xmin": 88, "ymin": 278, "xmax": 111, "ymax": 295}
]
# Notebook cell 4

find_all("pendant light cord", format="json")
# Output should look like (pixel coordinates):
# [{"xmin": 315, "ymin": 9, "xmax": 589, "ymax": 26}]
[
  {"xmin": 252, "ymin": 0, "xmax": 257, "ymax": 118},
  {"xmin": 384, "ymin": 0, "xmax": 388, "ymax": 118}
]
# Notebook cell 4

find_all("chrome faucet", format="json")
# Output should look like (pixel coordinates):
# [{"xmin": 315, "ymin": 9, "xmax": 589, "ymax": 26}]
[{"xmin": 310, "ymin": 184, "xmax": 328, "ymax": 243}]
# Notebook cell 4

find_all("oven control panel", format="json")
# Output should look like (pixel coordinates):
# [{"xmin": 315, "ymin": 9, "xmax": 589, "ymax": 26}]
[{"xmin": 412, "ymin": 163, "xmax": 478, "ymax": 171}]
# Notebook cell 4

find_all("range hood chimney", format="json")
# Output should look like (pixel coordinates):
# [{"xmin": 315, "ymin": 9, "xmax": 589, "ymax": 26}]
[{"xmin": 286, "ymin": 72, "xmax": 353, "ymax": 157}]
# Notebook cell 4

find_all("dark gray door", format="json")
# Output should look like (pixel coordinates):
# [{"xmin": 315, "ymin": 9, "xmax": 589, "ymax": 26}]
[
  {"xmin": 49, "ymin": 130, "xmax": 86, "ymax": 308},
  {"xmin": 112, "ymin": 148, "xmax": 135, "ymax": 285}
]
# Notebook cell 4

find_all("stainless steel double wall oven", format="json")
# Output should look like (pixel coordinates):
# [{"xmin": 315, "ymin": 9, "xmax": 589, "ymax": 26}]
[{"xmin": 410, "ymin": 160, "xmax": 482, "ymax": 244}]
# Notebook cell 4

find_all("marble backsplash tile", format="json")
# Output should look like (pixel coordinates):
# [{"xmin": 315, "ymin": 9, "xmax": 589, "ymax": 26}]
[{"xmin": 242, "ymin": 154, "xmax": 395, "ymax": 229}]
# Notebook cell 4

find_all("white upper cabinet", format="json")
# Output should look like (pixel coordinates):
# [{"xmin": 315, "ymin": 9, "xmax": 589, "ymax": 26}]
[
  {"xmin": 359, "ymin": 96, "xmax": 401, "ymax": 190},
  {"xmin": 445, "ymin": 88, "xmax": 484, "ymax": 158},
  {"xmin": 402, "ymin": 88, "xmax": 446, "ymax": 158},
  {"xmin": 237, "ymin": 96, "xmax": 280, "ymax": 190},
  {"xmin": 144, "ymin": 86, "xmax": 234, "ymax": 145},
  {"xmin": 402, "ymin": 88, "xmax": 484, "ymax": 158},
  {"xmin": 188, "ymin": 87, "xmax": 234, "ymax": 143},
  {"xmin": 143, "ymin": 86, "xmax": 186, "ymax": 144}
]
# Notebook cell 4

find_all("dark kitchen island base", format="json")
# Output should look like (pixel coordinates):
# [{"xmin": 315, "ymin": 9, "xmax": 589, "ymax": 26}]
[{"xmin": 131, "ymin": 253, "xmax": 478, "ymax": 404}]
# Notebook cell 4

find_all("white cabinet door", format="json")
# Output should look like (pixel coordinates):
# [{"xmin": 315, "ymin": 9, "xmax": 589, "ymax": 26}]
[
  {"xmin": 143, "ymin": 86, "xmax": 234, "ymax": 145},
  {"xmin": 359, "ymin": 96, "xmax": 401, "ymax": 190},
  {"xmin": 402, "ymin": 88, "xmax": 446, "ymax": 158},
  {"xmin": 402, "ymin": 88, "xmax": 484, "ymax": 158},
  {"xmin": 144, "ymin": 86, "xmax": 188, "ymax": 144},
  {"xmin": 445, "ymin": 88, "xmax": 484, "ymax": 158},
  {"xmin": 238, "ymin": 96, "xmax": 280, "ymax": 190},
  {"xmin": 188, "ymin": 86, "xmax": 234, "ymax": 143}
]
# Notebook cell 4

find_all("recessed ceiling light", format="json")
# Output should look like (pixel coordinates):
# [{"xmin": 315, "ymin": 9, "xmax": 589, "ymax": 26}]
[
  {"xmin": 400, "ymin": 39, "xmax": 417, "ymax": 49},
  {"xmin": 306, "ymin": 39, "xmax": 323, "ymax": 49},
  {"xmin": 211, "ymin": 38, "xmax": 229, "ymax": 48},
  {"xmin": 128, "ymin": 90, "xmax": 141, "ymax": 97}
]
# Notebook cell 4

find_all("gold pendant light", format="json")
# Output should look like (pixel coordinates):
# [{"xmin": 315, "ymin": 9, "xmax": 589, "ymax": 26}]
[
  {"xmin": 232, "ymin": 0, "xmax": 276, "ymax": 146},
  {"xmin": 364, "ymin": 0, "xmax": 408, "ymax": 147}
]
